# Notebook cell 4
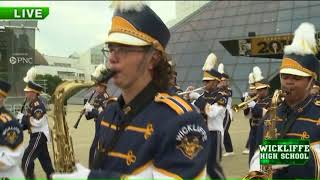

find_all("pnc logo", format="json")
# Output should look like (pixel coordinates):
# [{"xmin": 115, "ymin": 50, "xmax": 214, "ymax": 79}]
[{"xmin": 9, "ymin": 56, "xmax": 32, "ymax": 65}]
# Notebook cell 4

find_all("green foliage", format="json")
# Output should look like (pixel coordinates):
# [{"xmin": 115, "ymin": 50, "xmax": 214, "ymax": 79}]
[{"xmin": 35, "ymin": 74, "xmax": 63, "ymax": 96}]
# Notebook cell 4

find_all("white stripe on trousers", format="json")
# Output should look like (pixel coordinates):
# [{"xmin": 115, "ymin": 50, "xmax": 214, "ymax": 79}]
[{"xmin": 24, "ymin": 133, "xmax": 41, "ymax": 175}]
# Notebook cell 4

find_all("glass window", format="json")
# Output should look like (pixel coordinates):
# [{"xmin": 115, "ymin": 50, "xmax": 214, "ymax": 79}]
[
  {"xmin": 247, "ymin": 13, "xmax": 262, "ymax": 24},
  {"xmin": 233, "ymin": 64, "xmax": 253, "ymax": 80},
  {"xmin": 292, "ymin": 18, "xmax": 310, "ymax": 31},
  {"xmin": 223, "ymin": 64, "xmax": 235, "ymax": 76},
  {"xmin": 264, "ymin": 2, "xmax": 280, "ymax": 12},
  {"xmin": 238, "ymin": 5, "xmax": 252, "ymax": 15},
  {"xmin": 245, "ymin": 24, "xmax": 261, "ymax": 35},
  {"xmin": 294, "ymin": 1, "xmax": 309, "ymax": 8},
  {"xmin": 206, "ymin": 19, "xmax": 221, "ymax": 29},
  {"xmin": 251, "ymin": 3, "xmax": 266, "ymax": 14},
  {"xmin": 216, "ymin": 27, "xmax": 231, "ymax": 38},
  {"xmin": 309, "ymin": 16, "xmax": 320, "ymax": 29},
  {"xmin": 169, "ymin": 33, "xmax": 182, "ymax": 44},
  {"xmin": 233, "ymin": 15, "xmax": 248, "ymax": 26},
  {"xmin": 222, "ymin": 52, "xmax": 238, "ymax": 65},
  {"xmin": 309, "ymin": 6, "xmax": 320, "ymax": 17},
  {"xmin": 261, "ymin": 12, "xmax": 278, "ymax": 23},
  {"xmin": 221, "ymin": 17, "xmax": 233, "ymax": 27},
  {"xmin": 230, "ymin": 25, "xmax": 246, "ymax": 38},
  {"xmin": 259, "ymin": 22, "xmax": 276, "ymax": 35},
  {"xmin": 277, "ymin": 9, "xmax": 293, "ymax": 21},
  {"xmin": 224, "ymin": 8, "xmax": 238, "ymax": 17},
  {"xmin": 310, "ymin": 1, "xmax": 320, "ymax": 5},
  {"xmin": 176, "ymin": 67, "xmax": 188, "ymax": 82},
  {"xmin": 180, "ymin": 54, "xmax": 194, "ymax": 67},
  {"xmin": 276, "ymin": 20, "xmax": 292, "ymax": 33},
  {"xmin": 213, "ymin": 10, "xmax": 225, "ymax": 19},
  {"xmin": 293, "ymin": 7, "xmax": 309, "ymax": 20},
  {"xmin": 192, "ymin": 52, "xmax": 209, "ymax": 66},
  {"xmin": 178, "ymin": 31, "xmax": 201, "ymax": 42},
  {"xmin": 194, "ymin": 20, "xmax": 210, "ymax": 31},
  {"xmin": 186, "ymin": 67, "xmax": 202, "ymax": 81},
  {"xmin": 254, "ymin": 58, "xmax": 270, "ymax": 63},
  {"xmin": 240, "ymin": 1, "xmax": 252, "ymax": 6},
  {"xmin": 233, "ymin": 80, "xmax": 248, "ymax": 96},
  {"xmin": 204, "ymin": 29, "xmax": 217, "ymax": 39},
  {"xmin": 175, "ymin": 24, "xmax": 193, "ymax": 33},
  {"xmin": 198, "ymin": 10, "xmax": 213, "ymax": 20},
  {"xmin": 279, "ymin": 1, "xmax": 293, "ymax": 10},
  {"xmin": 172, "ymin": 43, "xmax": 188, "ymax": 54},
  {"xmin": 229, "ymin": 1, "xmax": 241, "ymax": 7}
]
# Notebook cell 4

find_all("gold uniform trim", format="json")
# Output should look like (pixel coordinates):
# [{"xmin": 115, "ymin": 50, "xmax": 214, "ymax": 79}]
[
  {"xmin": 110, "ymin": 16, "xmax": 164, "ymax": 52},
  {"xmin": 281, "ymin": 57, "xmax": 317, "ymax": 79},
  {"xmin": 311, "ymin": 146, "xmax": 320, "ymax": 178},
  {"xmin": 0, "ymin": 113, "xmax": 12, "ymax": 123},
  {"xmin": 0, "ymin": 90, "xmax": 8, "ymax": 97},
  {"xmin": 286, "ymin": 131, "xmax": 310, "ymax": 139},
  {"xmin": 296, "ymin": 117, "xmax": 320, "ymax": 124},
  {"xmin": 108, "ymin": 150, "xmax": 136, "ymax": 166},
  {"xmin": 155, "ymin": 93, "xmax": 193, "ymax": 115},
  {"xmin": 101, "ymin": 121, "xmax": 154, "ymax": 139},
  {"xmin": 203, "ymin": 71, "xmax": 220, "ymax": 81},
  {"xmin": 154, "ymin": 166, "xmax": 183, "ymax": 180}
]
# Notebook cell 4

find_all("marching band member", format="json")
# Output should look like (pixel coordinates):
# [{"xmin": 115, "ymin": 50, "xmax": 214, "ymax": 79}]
[
  {"xmin": 53, "ymin": 1, "xmax": 209, "ymax": 179},
  {"xmin": 249, "ymin": 22, "xmax": 320, "ymax": 179},
  {"xmin": 241, "ymin": 72, "xmax": 257, "ymax": 155},
  {"xmin": 217, "ymin": 63, "xmax": 234, "ymax": 157},
  {"xmin": 247, "ymin": 66, "xmax": 271, "ymax": 162},
  {"xmin": 84, "ymin": 64, "xmax": 117, "ymax": 169},
  {"xmin": 310, "ymin": 80, "xmax": 319, "ymax": 98},
  {"xmin": 0, "ymin": 80, "xmax": 24, "ymax": 179},
  {"xmin": 194, "ymin": 53, "xmax": 226, "ymax": 179},
  {"xmin": 17, "ymin": 67, "xmax": 54, "ymax": 179}
]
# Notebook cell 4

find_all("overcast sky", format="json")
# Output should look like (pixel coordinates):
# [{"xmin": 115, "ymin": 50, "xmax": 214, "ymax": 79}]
[{"xmin": 1, "ymin": 1, "xmax": 176, "ymax": 57}]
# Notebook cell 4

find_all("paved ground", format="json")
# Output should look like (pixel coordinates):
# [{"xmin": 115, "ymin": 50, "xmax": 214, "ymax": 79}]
[{"xmin": 28, "ymin": 105, "xmax": 251, "ymax": 179}]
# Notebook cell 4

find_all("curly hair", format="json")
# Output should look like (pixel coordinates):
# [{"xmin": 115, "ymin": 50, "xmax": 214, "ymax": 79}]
[{"xmin": 152, "ymin": 52, "xmax": 174, "ymax": 91}]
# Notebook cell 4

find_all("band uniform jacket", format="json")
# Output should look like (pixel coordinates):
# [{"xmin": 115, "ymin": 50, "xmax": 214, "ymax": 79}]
[
  {"xmin": 89, "ymin": 83, "xmax": 209, "ymax": 179},
  {"xmin": 20, "ymin": 98, "xmax": 50, "ymax": 142},
  {"xmin": 85, "ymin": 92, "xmax": 112, "ymax": 134},
  {"xmin": 0, "ymin": 106, "xmax": 24, "ymax": 179},
  {"xmin": 250, "ymin": 95, "xmax": 320, "ymax": 179}
]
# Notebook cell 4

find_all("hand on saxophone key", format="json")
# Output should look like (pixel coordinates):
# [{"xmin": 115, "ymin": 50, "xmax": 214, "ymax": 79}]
[{"xmin": 52, "ymin": 163, "xmax": 90, "ymax": 179}]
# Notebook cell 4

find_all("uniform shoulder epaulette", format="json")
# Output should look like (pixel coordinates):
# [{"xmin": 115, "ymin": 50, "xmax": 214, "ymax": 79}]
[
  {"xmin": 314, "ymin": 98, "xmax": 320, "ymax": 106},
  {"xmin": 154, "ymin": 93, "xmax": 193, "ymax": 115}
]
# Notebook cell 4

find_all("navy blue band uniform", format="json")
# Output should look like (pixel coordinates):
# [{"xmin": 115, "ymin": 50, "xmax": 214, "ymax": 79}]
[
  {"xmin": 248, "ymin": 95, "xmax": 271, "ymax": 162},
  {"xmin": 85, "ymin": 92, "xmax": 117, "ymax": 169},
  {"xmin": 20, "ymin": 96, "xmax": 54, "ymax": 179},
  {"xmin": 222, "ymin": 87, "xmax": 234, "ymax": 154},
  {"xmin": 89, "ymin": 82, "xmax": 209, "ymax": 179},
  {"xmin": 0, "ymin": 106, "xmax": 24, "ymax": 178},
  {"xmin": 252, "ymin": 96, "xmax": 320, "ymax": 179}
]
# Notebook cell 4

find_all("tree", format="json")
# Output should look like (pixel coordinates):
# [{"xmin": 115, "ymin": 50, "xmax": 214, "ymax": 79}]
[{"xmin": 35, "ymin": 74, "xmax": 63, "ymax": 96}]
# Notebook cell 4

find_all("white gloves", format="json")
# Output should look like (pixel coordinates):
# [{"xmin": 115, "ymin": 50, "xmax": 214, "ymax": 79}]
[
  {"xmin": 52, "ymin": 163, "xmax": 90, "ymax": 179},
  {"xmin": 248, "ymin": 101, "xmax": 256, "ymax": 108},
  {"xmin": 16, "ymin": 112, "xmax": 24, "ymax": 122},
  {"xmin": 189, "ymin": 92, "xmax": 200, "ymax": 101},
  {"xmin": 84, "ymin": 102, "xmax": 94, "ymax": 113}
]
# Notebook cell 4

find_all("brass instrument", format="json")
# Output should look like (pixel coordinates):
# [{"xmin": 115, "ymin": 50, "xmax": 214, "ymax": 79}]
[
  {"xmin": 51, "ymin": 80, "xmax": 95, "ymax": 172},
  {"xmin": 243, "ymin": 89, "xmax": 286, "ymax": 180},
  {"xmin": 232, "ymin": 95, "xmax": 258, "ymax": 112},
  {"xmin": 178, "ymin": 86, "xmax": 205, "ymax": 95}
]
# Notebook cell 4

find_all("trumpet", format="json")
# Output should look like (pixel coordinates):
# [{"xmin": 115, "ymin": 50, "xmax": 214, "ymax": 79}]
[
  {"xmin": 232, "ymin": 95, "xmax": 258, "ymax": 112},
  {"xmin": 178, "ymin": 86, "xmax": 205, "ymax": 95}
]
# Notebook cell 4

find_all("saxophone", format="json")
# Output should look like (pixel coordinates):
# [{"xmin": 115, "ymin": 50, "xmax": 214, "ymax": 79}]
[
  {"xmin": 243, "ymin": 89, "xmax": 286, "ymax": 180},
  {"xmin": 51, "ymin": 80, "xmax": 95, "ymax": 172}
]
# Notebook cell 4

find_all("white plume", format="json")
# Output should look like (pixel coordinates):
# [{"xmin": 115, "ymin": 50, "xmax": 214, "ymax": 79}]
[
  {"xmin": 218, "ymin": 63, "xmax": 224, "ymax": 74},
  {"xmin": 284, "ymin": 22, "xmax": 318, "ymax": 55},
  {"xmin": 92, "ymin": 64, "xmax": 106, "ymax": 78},
  {"xmin": 248, "ymin": 72, "xmax": 255, "ymax": 84},
  {"xmin": 23, "ymin": 67, "xmax": 37, "ymax": 83},
  {"xmin": 202, "ymin": 53, "xmax": 217, "ymax": 71},
  {"xmin": 110, "ymin": 1, "xmax": 147, "ymax": 13},
  {"xmin": 253, "ymin": 66, "xmax": 264, "ymax": 82}
]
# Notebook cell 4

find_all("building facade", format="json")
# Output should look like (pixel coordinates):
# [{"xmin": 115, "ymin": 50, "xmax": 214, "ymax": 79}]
[{"xmin": 167, "ymin": 1, "xmax": 320, "ymax": 98}]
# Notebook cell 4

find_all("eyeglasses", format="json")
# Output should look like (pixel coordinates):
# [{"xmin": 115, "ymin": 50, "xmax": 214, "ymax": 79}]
[{"xmin": 101, "ymin": 45, "xmax": 151, "ymax": 58}]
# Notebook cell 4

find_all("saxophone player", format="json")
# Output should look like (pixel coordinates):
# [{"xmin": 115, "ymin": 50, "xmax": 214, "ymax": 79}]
[
  {"xmin": 193, "ymin": 53, "xmax": 226, "ymax": 179},
  {"xmin": 83, "ymin": 64, "xmax": 117, "ymax": 169},
  {"xmin": 53, "ymin": 1, "xmax": 209, "ymax": 179},
  {"xmin": 249, "ymin": 22, "xmax": 320, "ymax": 179},
  {"xmin": 0, "ymin": 80, "xmax": 24, "ymax": 179}
]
